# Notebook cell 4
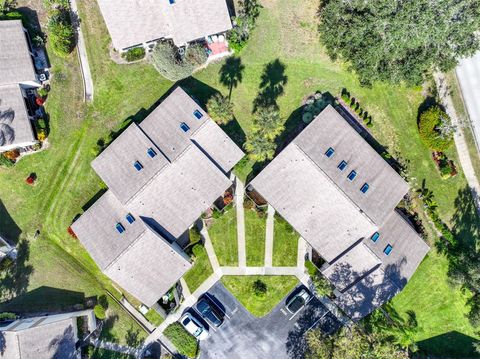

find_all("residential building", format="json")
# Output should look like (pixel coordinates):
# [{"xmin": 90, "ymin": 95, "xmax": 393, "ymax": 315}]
[
  {"xmin": 0, "ymin": 20, "xmax": 42, "ymax": 153},
  {"xmin": 72, "ymin": 87, "xmax": 244, "ymax": 307},
  {"xmin": 249, "ymin": 105, "xmax": 429, "ymax": 320},
  {"xmin": 0, "ymin": 310, "xmax": 96, "ymax": 359},
  {"xmin": 97, "ymin": 0, "xmax": 233, "ymax": 52}
]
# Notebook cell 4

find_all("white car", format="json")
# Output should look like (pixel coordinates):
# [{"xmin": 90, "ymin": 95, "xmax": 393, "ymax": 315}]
[{"xmin": 180, "ymin": 312, "xmax": 209, "ymax": 340}]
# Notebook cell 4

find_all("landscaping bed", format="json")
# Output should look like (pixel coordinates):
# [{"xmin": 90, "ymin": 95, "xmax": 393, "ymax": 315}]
[{"xmin": 221, "ymin": 275, "xmax": 299, "ymax": 317}]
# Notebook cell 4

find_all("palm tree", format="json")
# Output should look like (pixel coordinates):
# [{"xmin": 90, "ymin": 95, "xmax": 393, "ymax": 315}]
[
  {"xmin": 206, "ymin": 94, "xmax": 234, "ymax": 125},
  {"xmin": 244, "ymin": 131, "xmax": 276, "ymax": 162},
  {"xmin": 219, "ymin": 57, "xmax": 245, "ymax": 100},
  {"xmin": 252, "ymin": 106, "xmax": 284, "ymax": 140}
]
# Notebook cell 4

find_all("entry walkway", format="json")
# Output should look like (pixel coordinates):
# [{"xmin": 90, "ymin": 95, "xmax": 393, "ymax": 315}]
[{"xmin": 235, "ymin": 179, "xmax": 247, "ymax": 267}]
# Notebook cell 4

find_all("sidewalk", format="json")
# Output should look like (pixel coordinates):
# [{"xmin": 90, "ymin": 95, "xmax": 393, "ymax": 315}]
[
  {"xmin": 235, "ymin": 179, "xmax": 247, "ymax": 267},
  {"xmin": 264, "ymin": 205, "xmax": 275, "ymax": 267}
]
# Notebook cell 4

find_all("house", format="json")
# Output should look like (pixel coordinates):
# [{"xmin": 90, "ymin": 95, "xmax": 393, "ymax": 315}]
[
  {"xmin": 0, "ymin": 20, "xmax": 42, "ymax": 153},
  {"xmin": 249, "ymin": 105, "xmax": 429, "ymax": 321},
  {"xmin": 72, "ymin": 87, "xmax": 244, "ymax": 307},
  {"xmin": 0, "ymin": 310, "xmax": 96, "ymax": 359},
  {"xmin": 96, "ymin": 0, "xmax": 233, "ymax": 52}
]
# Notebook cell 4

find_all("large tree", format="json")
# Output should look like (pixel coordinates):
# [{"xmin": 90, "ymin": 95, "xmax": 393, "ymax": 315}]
[{"xmin": 318, "ymin": 0, "xmax": 480, "ymax": 85}]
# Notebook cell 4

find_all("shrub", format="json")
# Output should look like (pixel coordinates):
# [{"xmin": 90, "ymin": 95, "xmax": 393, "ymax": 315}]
[
  {"xmin": 94, "ymin": 304, "xmax": 106, "ymax": 320},
  {"xmin": 37, "ymin": 128, "xmax": 47, "ymax": 142},
  {"xmin": 164, "ymin": 322, "xmax": 198, "ymax": 358},
  {"xmin": 0, "ymin": 312, "xmax": 16, "ymax": 321},
  {"xmin": 150, "ymin": 42, "xmax": 207, "ymax": 81},
  {"xmin": 302, "ymin": 112, "xmax": 313, "ymax": 124},
  {"xmin": 47, "ymin": 9, "xmax": 75, "ymax": 57},
  {"xmin": 0, "ymin": 257, "xmax": 14, "ymax": 271},
  {"xmin": 418, "ymin": 106, "xmax": 453, "ymax": 151},
  {"xmin": 227, "ymin": 0, "xmax": 262, "ymax": 53},
  {"xmin": 122, "ymin": 47, "xmax": 145, "ymax": 62},
  {"xmin": 189, "ymin": 226, "xmax": 202, "ymax": 246},
  {"xmin": 252, "ymin": 279, "xmax": 267, "ymax": 297},
  {"xmin": 207, "ymin": 93, "xmax": 234, "ymax": 125},
  {"xmin": 37, "ymin": 87, "xmax": 48, "ymax": 98}
]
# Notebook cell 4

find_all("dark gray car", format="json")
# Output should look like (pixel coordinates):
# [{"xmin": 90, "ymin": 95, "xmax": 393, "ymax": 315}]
[{"xmin": 196, "ymin": 297, "xmax": 224, "ymax": 327}]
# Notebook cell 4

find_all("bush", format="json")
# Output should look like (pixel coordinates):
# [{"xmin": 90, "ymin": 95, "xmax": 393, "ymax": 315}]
[
  {"xmin": 0, "ymin": 312, "xmax": 16, "ymax": 321},
  {"xmin": 306, "ymin": 261, "xmax": 332, "ymax": 297},
  {"xmin": 0, "ymin": 257, "xmax": 14, "ymax": 271},
  {"xmin": 418, "ymin": 106, "xmax": 453, "ymax": 151},
  {"xmin": 207, "ymin": 94, "xmax": 234, "ymax": 125},
  {"xmin": 47, "ymin": 9, "xmax": 75, "ymax": 57},
  {"xmin": 150, "ymin": 42, "xmax": 207, "ymax": 81},
  {"xmin": 228, "ymin": 0, "xmax": 262, "ymax": 53},
  {"xmin": 121, "ymin": 47, "xmax": 145, "ymax": 62},
  {"xmin": 252, "ymin": 279, "xmax": 267, "ymax": 297},
  {"xmin": 94, "ymin": 304, "xmax": 106, "ymax": 320},
  {"xmin": 164, "ymin": 322, "xmax": 198, "ymax": 358}
]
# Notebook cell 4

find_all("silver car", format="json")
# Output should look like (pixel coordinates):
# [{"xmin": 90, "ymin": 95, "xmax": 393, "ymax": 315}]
[
  {"xmin": 286, "ymin": 289, "xmax": 311, "ymax": 314},
  {"xmin": 180, "ymin": 312, "xmax": 209, "ymax": 340}
]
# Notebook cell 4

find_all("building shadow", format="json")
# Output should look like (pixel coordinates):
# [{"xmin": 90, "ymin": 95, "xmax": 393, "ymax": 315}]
[
  {"xmin": 416, "ymin": 331, "xmax": 480, "ymax": 358},
  {"xmin": 0, "ymin": 200, "xmax": 21, "ymax": 245},
  {"xmin": 0, "ymin": 286, "xmax": 86, "ymax": 314}
]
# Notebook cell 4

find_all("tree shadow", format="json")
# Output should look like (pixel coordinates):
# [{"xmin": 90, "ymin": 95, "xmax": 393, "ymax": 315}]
[
  {"xmin": 253, "ymin": 59, "xmax": 288, "ymax": 112},
  {"xmin": 50, "ymin": 324, "xmax": 77, "ymax": 358},
  {"xmin": 0, "ymin": 200, "xmax": 21, "ymax": 245},
  {"xmin": 0, "ymin": 286, "xmax": 86, "ymax": 314},
  {"xmin": 416, "ymin": 331, "xmax": 480, "ymax": 358},
  {"xmin": 218, "ymin": 56, "xmax": 245, "ymax": 99},
  {"xmin": 0, "ymin": 239, "xmax": 33, "ymax": 303},
  {"xmin": 125, "ymin": 326, "xmax": 144, "ymax": 348},
  {"xmin": 99, "ymin": 312, "xmax": 119, "ymax": 343}
]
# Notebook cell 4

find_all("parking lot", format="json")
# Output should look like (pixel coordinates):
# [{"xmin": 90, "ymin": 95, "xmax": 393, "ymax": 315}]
[{"xmin": 195, "ymin": 281, "xmax": 341, "ymax": 359}]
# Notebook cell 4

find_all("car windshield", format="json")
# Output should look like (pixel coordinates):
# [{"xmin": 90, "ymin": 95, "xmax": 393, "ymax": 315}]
[
  {"xmin": 288, "ymin": 296, "xmax": 305, "ymax": 312},
  {"xmin": 182, "ymin": 317, "xmax": 190, "ymax": 326}
]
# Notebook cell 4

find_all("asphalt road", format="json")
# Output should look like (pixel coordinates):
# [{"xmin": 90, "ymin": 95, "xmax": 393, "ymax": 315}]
[
  {"xmin": 197, "ymin": 282, "xmax": 341, "ymax": 359},
  {"xmin": 456, "ymin": 51, "xmax": 480, "ymax": 151}
]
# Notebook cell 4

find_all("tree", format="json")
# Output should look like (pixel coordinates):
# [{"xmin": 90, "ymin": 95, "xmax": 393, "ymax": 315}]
[
  {"xmin": 252, "ymin": 106, "xmax": 284, "ymax": 140},
  {"xmin": 318, "ymin": 0, "xmax": 480, "ymax": 85},
  {"xmin": 244, "ymin": 131, "xmax": 276, "ymax": 162},
  {"xmin": 0, "ymin": 0, "xmax": 16, "ymax": 13},
  {"xmin": 93, "ymin": 304, "xmax": 106, "ymax": 320},
  {"xmin": 47, "ymin": 8, "xmax": 75, "ymax": 57},
  {"xmin": 207, "ymin": 94, "xmax": 234, "ymax": 125},
  {"xmin": 418, "ymin": 106, "xmax": 454, "ymax": 151}
]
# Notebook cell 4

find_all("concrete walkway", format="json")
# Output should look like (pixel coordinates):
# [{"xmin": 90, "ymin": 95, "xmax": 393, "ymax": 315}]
[
  {"xmin": 201, "ymin": 223, "xmax": 220, "ymax": 271},
  {"xmin": 235, "ymin": 179, "xmax": 247, "ymax": 267},
  {"xmin": 435, "ymin": 73, "xmax": 480, "ymax": 213},
  {"xmin": 264, "ymin": 205, "xmax": 275, "ymax": 267},
  {"xmin": 297, "ymin": 237, "xmax": 306, "ymax": 270},
  {"xmin": 70, "ymin": 0, "xmax": 94, "ymax": 102}
]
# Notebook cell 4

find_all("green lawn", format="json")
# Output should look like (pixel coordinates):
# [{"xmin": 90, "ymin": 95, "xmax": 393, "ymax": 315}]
[
  {"xmin": 183, "ymin": 244, "xmax": 213, "ymax": 292},
  {"xmin": 244, "ymin": 207, "xmax": 266, "ymax": 266},
  {"xmin": 208, "ymin": 207, "xmax": 238, "ymax": 266},
  {"xmin": 272, "ymin": 214, "xmax": 298, "ymax": 267},
  {"xmin": 222, "ymin": 275, "xmax": 299, "ymax": 317},
  {"xmin": 164, "ymin": 322, "xmax": 199, "ymax": 358},
  {"xmin": 145, "ymin": 308, "xmax": 164, "ymax": 326}
]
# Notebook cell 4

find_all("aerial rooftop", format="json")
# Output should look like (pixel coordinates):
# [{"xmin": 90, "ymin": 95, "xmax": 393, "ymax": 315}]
[
  {"xmin": 72, "ymin": 87, "xmax": 244, "ymax": 305},
  {"xmin": 250, "ymin": 104, "xmax": 429, "ymax": 320},
  {"xmin": 97, "ymin": 0, "xmax": 233, "ymax": 50}
]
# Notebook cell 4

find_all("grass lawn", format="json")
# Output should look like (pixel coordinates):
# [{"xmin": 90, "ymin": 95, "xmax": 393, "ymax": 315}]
[
  {"xmin": 272, "ymin": 214, "xmax": 298, "ymax": 267},
  {"xmin": 222, "ymin": 275, "xmax": 298, "ymax": 317},
  {"xmin": 244, "ymin": 207, "xmax": 266, "ymax": 266},
  {"xmin": 145, "ymin": 308, "xmax": 164, "ymax": 327},
  {"xmin": 208, "ymin": 206, "xmax": 238, "ymax": 266},
  {"xmin": 86, "ymin": 346, "xmax": 134, "ymax": 359},
  {"xmin": 164, "ymin": 322, "xmax": 199, "ymax": 358},
  {"xmin": 183, "ymin": 244, "xmax": 213, "ymax": 293}
]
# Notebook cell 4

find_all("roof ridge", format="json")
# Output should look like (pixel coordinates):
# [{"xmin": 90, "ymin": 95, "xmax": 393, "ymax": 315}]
[{"xmin": 292, "ymin": 142, "xmax": 378, "ymax": 228}]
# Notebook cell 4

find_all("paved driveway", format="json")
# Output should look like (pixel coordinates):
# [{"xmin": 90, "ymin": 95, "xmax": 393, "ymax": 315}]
[
  {"xmin": 197, "ymin": 281, "xmax": 341, "ymax": 359},
  {"xmin": 456, "ymin": 51, "xmax": 480, "ymax": 150}
]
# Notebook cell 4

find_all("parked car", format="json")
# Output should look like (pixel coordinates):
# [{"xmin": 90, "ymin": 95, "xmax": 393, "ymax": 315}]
[
  {"xmin": 180, "ymin": 312, "xmax": 209, "ymax": 340},
  {"xmin": 286, "ymin": 289, "xmax": 311, "ymax": 314},
  {"xmin": 196, "ymin": 297, "xmax": 224, "ymax": 327}
]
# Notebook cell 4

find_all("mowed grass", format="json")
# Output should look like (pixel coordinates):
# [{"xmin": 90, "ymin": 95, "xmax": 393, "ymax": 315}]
[
  {"xmin": 222, "ymin": 275, "xmax": 298, "ymax": 317},
  {"xmin": 183, "ymin": 244, "xmax": 213, "ymax": 292},
  {"xmin": 208, "ymin": 207, "xmax": 238, "ymax": 266},
  {"xmin": 244, "ymin": 208, "xmax": 266, "ymax": 266},
  {"xmin": 272, "ymin": 215, "xmax": 298, "ymax": 267}
]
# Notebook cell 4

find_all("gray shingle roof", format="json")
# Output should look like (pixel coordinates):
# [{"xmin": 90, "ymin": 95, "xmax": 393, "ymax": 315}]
[
  {"xmin": 96, "ymin": 0, "xmax": 232, "ymax": 50},
  {"xmin": 1, "ymin": 317, "xmax": 77, "ymax": 359},
  {"xmin": 294, "ymin": 105, "xmax": 409, "ymax": 225},
  {"xmin": 250, "ymin": 143, "xmax": 377, "ymax": 262},
  {"xmin": 0, "ymin": 84, "xmax": 35, "ymax": 152},
  {"xmin": 105, "ymin": 229, "xmax": 192, "ymax": 306},
  {"xmin": 0, "ymin": 20, "xmax": 37, "ymax": 86}
]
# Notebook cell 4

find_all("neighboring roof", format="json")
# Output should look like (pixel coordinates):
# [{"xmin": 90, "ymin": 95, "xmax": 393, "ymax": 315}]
[
  {"xmin": 97, "ymin": 0, "xmax": 232, "ymax": 50},
  {"xmin": 1, "ymin": 317, "xmax": 77, "ymax": 359},
  {"xmin": 334, "ymin": 266, "xmax": 401, "ymax": 321},
  {"xmin": 71, "ymin": 190, "xmax": 146, "ymax": 270},
  {"xmin": 0, "ymin": 20, "xmax": 37, "ymax": 86},
  {"xmin": 92, "ymin": 123, "xmax": 170, "ymax": 204},
  {"xmin": 294, "ymin": 105, "xmax": 409, "ymax": 225},
  {"xmin": 138, "ymin": 87, "xmax": 209, "ymax": 162},
  {"xmin": 105, "ymin": 229, "xmax": 191, "ymax": 306},
  {"xmin": 128, "ymin": 145, "xmax": 233, "ymax": 238},
  {"xmin": 250, "ymin": 143, "xmax": 377, "ymax": 262},
  {"xmin": 0, "ymin": 84, "xmax": 35, "ymax": 151},
  {"xmin": 191, "ymin": 120, "xmax": 245, "ymax": 173},
  {"xmin": 321, "ymin": 242, "xmax": 381, "ymax": 292}
]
